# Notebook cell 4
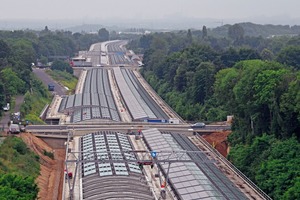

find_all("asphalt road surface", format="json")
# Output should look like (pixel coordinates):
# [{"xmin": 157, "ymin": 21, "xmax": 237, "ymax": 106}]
[
  {"xmin": 0, "ymin": 95, "xmax": 24, "ymax": 130},
  {"xmin": 0, "ymin": 111, "xmax": 10, "ymax": 130},
  {"xmin": 32, "ymin": 68, "xmax": 67, "ymax": 95}
]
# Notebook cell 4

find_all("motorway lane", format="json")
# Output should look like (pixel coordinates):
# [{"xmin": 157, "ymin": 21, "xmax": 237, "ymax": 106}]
[
  {"xmin": 32, "ymin": 68, "xmax": 67, "ymax": 95},
  {"xmin": 0, "ymin": 111, "xmax": 10, "ymax": 130}
]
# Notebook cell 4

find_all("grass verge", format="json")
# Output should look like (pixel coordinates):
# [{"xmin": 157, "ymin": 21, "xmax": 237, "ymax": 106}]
[{"xmin": 46, "ymin": 69, "xmax": 78, "ymax": 94}]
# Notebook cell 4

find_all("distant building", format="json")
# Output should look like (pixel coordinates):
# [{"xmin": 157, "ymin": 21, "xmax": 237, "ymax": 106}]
[{"xmin": 70, "ymin": 57, "xmax": 92, "ymax": 67}]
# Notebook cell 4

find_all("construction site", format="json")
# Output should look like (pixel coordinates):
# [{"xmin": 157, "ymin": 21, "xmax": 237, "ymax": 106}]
[{"xmin": 9, "ymin": 40, "xmax": 272, "ymax": 200}]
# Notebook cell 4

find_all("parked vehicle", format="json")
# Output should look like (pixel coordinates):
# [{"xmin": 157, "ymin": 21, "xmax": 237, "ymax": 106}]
[
  {"xmin": 3, "ymin": 103, "xmax": 10, "ymax": 111},
  {"xmin": 19, "ymin": 125, "xmax": 26, "ymax": 132},
  {"xmin": 191, "ymin": 122, "xmax": 206, "ymax": 129},
  {"xmin": 8, "ymin": 124, "xmax": 20, "ymax": 134}
]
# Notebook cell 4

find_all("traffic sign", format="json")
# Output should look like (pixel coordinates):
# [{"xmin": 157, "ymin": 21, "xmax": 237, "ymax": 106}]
[{"xmin": 151, "ymin": 151, "xmax": 157, "ymax": 158}]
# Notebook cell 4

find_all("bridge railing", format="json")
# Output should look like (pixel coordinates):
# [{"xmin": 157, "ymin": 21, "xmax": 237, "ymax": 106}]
[{"xmin": 196, "ymin": 134, "xmax": 272, "ymax": 200}]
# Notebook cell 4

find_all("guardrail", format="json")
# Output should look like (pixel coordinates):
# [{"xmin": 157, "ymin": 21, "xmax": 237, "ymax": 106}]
[
  {"xmin": 196, "ymin": 134, "xmax": 272, "ymax": 200},
  {"xmin": 28, "ymin": 130, "xmax": 69, "ymax": 138}
]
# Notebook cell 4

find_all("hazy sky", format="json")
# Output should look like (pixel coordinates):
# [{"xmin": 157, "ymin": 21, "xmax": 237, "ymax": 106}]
[{"xmin": 1, "ymin": 0, "xmax": 300, "ymax": 27}]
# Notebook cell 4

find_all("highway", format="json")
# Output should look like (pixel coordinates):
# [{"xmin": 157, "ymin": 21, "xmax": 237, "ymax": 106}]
[
  {"xmin": 59, "ymin": 40, "xmax": 175, "ymax": 123},
  {"xmin": 30, "ymin": 40, "xmax": 271, "ymax": 200},
  {"xmin": 88, "ymin": 43, "xmax": 102, "ymax": 67}
]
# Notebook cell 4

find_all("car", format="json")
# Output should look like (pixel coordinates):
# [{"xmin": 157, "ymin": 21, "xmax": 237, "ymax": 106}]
[
  {"xmin": 3, "ymin": 103, "xmax": 10, "ymax": 111},
  {"xmin": 191, "ymin": 122, "xmax": 206, "ymax": 129},
  {"xmin": 19, "ymin": 125, "xmax": 26, "ymax": 132}
]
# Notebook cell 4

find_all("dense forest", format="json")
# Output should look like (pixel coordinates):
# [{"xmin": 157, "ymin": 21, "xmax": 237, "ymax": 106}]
[{"xmin": 129, "ymin": 24, "xmax": 300, "ymax": 199}]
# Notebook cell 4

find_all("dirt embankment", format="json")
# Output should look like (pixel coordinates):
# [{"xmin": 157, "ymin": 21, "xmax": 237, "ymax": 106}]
[
  {"xmin": 202, "ymin": 131, "xmax": 231, "ymax": 157},
  {"xmin": 20, "ymin": 133, "xmax": 65, "ymax": 200}
]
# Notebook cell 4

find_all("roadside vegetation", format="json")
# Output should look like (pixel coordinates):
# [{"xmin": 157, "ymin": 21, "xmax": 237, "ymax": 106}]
[
  {"xmin": 0, "ymin": 136, "xmax": 40, "ymax": 199},
  {"xmin": 20, "ymin": 76, "xmax": 51, "ymax": 124},
  {"xmin": 0, "ymin": 27, "xmax": 130, "ymax": 119},
  {"xmin": 129, "ymin": 24, "xmax": 300, "ymax": 199},
  {"xmin": 46, "ymin": 60, "xmax": 78, "ymax": 94}
]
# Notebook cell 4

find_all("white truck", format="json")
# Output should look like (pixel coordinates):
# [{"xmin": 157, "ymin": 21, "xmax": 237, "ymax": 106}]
[{"xmin": 8, "ymin": 124, "xmax": 20, "ymax": 134}]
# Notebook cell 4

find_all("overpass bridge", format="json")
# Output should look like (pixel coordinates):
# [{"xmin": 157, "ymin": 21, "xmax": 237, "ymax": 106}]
[
  {"xmin": 29, "ymin": 125, "xmax": 270, "ymax": 200},
  {"xmin": 26, "ymin": 124, "xmax": 229, "ymax": 138}
]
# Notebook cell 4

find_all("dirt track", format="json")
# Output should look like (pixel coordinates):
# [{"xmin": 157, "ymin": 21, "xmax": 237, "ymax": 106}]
[{"xmin": 20, "ymin": 133, "xmax": 65, "ymax": 200}]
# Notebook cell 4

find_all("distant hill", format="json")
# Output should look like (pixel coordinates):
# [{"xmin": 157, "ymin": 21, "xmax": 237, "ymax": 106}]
[
  {"xmin": 211, "ymin": 22, "xmax": 300, "ymax": 38},
  {"xmin": 65, "ymin": 24, "xmax": 105, "ymax": 33},
  {"xmin": 65, "ymin": 24, "xmax": 127, "ymax": 33}
]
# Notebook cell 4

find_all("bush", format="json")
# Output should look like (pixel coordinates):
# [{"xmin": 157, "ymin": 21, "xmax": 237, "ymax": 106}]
[
  {"xmin": 13, "ymin": 139, "xmax": 28, "ymax": 155},
  {"xmin": 43, "ymin": 150, "xmax": 54, "ymax": 159},
  {"xmin": 0, "ymin": 173, "xmax": 38, "ymax": 200}
]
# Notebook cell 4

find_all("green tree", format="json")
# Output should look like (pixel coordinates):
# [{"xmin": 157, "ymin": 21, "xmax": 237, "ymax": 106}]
[
  {"xmin": 1, "ymin": 68, "xmax": 25, "ymax": 95},
  {"xmin": 277, "ymin": 46, "xmax": 300, "ymax": 70},
  {"xmin": 187, "ymin": 29, "xmax": 193, "ymax": 44},
  {"xmin": 283, "ymin": 177, "xmax": 300, "ymax": 200},
  {"xmin": 280, "ymin": 71, "xmax": 300, "ymax": 138},
  {"xmin": 220, "ymin": 47, "xmax": 240, "ymax": 67},
  {"xmin": 174, "ymin": 65, "xmax": 186, "ymax": 91},
  {"xmin": 51, "ymin": 60, "xmax": 73, "ymax": 74},
  {"xmin": 139, "ymin": 35, "xmax": 153, "ymax": 49},
  {"xmin": 255, "ymin": 137, "xmax": 300, "ymax": 199},
  {"xmin": 238, "ymin": 48, "xmax": 261, "ymax": 60},
  {"xmin": 228, "ymin": 24, "xmax": 244, "ymax": 42},
  {"xmin": 39, "ymin": 56, "xmax": 48, "ymax": 65},
  {"xmin": 0, "ymin": 174, "xmax": 38, "ymax": 200},
  {"xmin": 0, "ymin": 40, "xmax": 11, "ymax": 69},
  {"xmin": 202, "ymin": 25, "xmax": 207, "ymax": 39},
  {"xmin": 253, "ymin": 69, "xmax": 290, "ymax": 135},
  {"xmin": 213, "ymin": 67, "xmax": 239, "ymax": 113},
  {"xmin": 192, "ymin": 62, "xmax": 215, "ymax": 103},
  {"xmin": 110, "ymin": 30, "xmax": 118, "ymax": 40},
  {"xmin": 98, "ymin": 28, "xmax": 109, "ymax": 41},
  {"xmin": 260, "ymin": 48, "xmax": 274, "ymax": 61}
]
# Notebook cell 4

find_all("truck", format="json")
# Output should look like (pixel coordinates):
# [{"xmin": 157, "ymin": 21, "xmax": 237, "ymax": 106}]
[
  {"xmin": 8, "ymin": 124, "xmax": 20, "ymax": 134},
  {"xmin": 48, "ymin": 83, "xmax": 55, "ymax": 91},
  {"xmin": 3, "ymin": 103, "xmax": 10, "ymax": 111}
]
